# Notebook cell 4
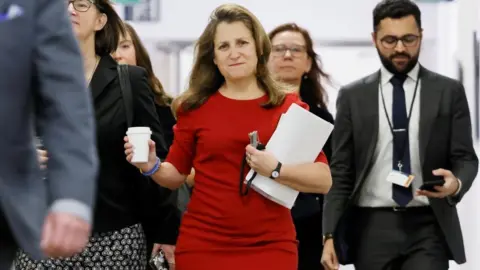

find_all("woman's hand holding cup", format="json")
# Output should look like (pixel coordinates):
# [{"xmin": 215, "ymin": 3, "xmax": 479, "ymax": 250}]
[
  {"xmin": 124, "ymin": 136, "xmax": 158, "ymax": 172},
  {"xmin": 124, "ymin": 127, "xmax": 157, "ymax": 172}
]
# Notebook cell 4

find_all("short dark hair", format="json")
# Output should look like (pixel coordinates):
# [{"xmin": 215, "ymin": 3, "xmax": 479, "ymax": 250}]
[
  {"xmin": 95, "ymin": 0, "xmax": 126, "ymax": 56},
  {"xmin": 373, "ymin": 0, "xmax": 421, "ymax": 32}
]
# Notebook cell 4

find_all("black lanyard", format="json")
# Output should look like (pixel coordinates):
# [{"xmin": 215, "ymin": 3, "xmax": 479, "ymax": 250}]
[{"xmin": 379, "ymin": 71, "xmax": 420, "ymax": 171}]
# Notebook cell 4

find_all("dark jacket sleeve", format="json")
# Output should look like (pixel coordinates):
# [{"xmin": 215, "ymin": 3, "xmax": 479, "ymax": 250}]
[
  {"xmin": 129, "ymin": 66, "xmax": 180, "ymax": 244},
  {"xmin": 310, "ymin": 106, "xmax": 334, "ymax": 162},
  {"xmin": 155, "ymin": 104, "xmax": 176, "ymax": 148},
  {"xmin": 323, "ymin": 87, "xmax": 356, "ymax": 235},
  {"xmin": 448, "ymin": 82, "xmax": 478, "ymax": 204},
  {"xmin": 34, "ymin": 0, "xmax": 98, "ymax": 216},
  {"xmin": 129, "ymin": 67, "xmax": 168, "ymax": 159}
]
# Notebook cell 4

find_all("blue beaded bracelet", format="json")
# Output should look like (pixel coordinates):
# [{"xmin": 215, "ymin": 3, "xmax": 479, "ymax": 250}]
[{"xmin": 140, "ymin": 157, "xmax": 161, "ymax": 176}]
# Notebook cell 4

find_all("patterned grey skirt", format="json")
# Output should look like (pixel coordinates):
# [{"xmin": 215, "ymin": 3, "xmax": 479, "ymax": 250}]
[{"xmin": 14, "ymin": 223, "xmax": 147, "ymax": 270}]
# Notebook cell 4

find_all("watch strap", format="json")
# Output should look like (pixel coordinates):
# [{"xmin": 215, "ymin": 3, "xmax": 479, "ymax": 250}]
[
  {"xmin": 270, "ymin": 161, "xmax": 282, "ymax": 179},
  {"xmin": 323, "ymin": 233, "xmax": 334, "ymax": 245}
]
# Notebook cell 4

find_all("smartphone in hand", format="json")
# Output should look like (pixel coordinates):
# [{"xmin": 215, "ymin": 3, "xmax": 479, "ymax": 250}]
[{"xmin": 419, "ymin": 176, "xmax": 445, "ymax": 191}]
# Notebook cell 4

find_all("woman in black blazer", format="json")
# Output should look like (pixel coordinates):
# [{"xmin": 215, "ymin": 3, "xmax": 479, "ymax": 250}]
[
  {"xmin": 15, "ymin": 1, "xmax": 179, "ymax": 268},
  {"xmin": 114, "ymin": 22, "xmax": 180, "ymax": 267},
  {"xmin": 114, "ymin": 22, "xmax": 195, "ymax": 216},
  {"xmin": 268, "ymin": 23, "xmax": 334, "ymax": 270}
]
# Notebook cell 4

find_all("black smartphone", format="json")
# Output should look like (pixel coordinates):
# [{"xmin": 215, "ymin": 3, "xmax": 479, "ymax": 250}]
[{"xmin": 419, "ymin": 177, "xmax": 445, "ymax": 191}]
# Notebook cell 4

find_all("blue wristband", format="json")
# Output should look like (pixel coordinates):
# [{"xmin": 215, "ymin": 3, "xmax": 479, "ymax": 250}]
[{"xmin": 141, "ymin": 157, "xmax": 161, "ymax": 176}]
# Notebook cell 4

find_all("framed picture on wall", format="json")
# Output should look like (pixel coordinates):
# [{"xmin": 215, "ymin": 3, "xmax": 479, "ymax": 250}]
[{"xmin": 123, "ymin": 0, "xmax": 160, "ymax": 22}]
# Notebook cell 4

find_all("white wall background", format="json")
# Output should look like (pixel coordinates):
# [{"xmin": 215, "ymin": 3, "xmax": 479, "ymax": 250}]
[
  {"xmin": 117, "ymin": 0, "xmax": 480, "ymax": 269},
  {"xmin": 119, "ymin": 0, "xmax": 440, "ymax": 41}
]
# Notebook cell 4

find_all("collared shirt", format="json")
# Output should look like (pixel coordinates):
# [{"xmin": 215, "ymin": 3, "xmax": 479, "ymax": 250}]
[{"xmin": 357, "ymin": 63, "xmax": 429, "ymax": 207}]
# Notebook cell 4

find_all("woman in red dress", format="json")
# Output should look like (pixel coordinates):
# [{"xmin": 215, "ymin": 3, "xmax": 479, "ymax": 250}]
[{"xmin": 124, "ymin": 4, "xmax": 332, "ymax": 270}]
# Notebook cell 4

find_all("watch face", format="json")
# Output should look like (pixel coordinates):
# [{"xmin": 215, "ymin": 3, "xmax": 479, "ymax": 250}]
[{"xmin": 272, "ymin": 171, "xmax": 279, "ymax": 178}]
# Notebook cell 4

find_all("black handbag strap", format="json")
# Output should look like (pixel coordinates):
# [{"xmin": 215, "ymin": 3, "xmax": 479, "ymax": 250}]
[{"xmin": 117, "ymin": 64, "xmax": 134, "ymax": 127}]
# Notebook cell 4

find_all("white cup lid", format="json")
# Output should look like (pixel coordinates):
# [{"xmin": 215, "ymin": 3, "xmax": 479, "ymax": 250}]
[{"xmin": 126, "ymin": 127, "xmax": 152, "ymax": 135}]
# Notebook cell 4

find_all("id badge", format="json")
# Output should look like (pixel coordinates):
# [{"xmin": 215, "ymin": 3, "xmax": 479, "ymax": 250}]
[{"xmin": 386, "ymin": 170, "xmax": 415, "ymax": 187}]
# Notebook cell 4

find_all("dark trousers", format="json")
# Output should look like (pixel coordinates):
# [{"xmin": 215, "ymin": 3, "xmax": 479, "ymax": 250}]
[
  {"xmin": 352, "ymin": 207, "xmax": 450, "ymax": 270},
  {"xmin": 294, "ymin": 211, "xmax": 324, "ymax": 270},
  {"xmin": 0, "ymin": 210, "xmax": 16, "ymax": 270}
]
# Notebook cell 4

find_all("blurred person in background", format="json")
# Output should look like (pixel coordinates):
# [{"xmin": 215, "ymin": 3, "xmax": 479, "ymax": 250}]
[
  {"xmin": 0, "ymin": 0, "xmax": 98, "ymax": 268},
  {"xmin": 114, "ymin": 22, "xmax": 175, "ymax": 146},
  {"xmin": 113, "ymin": 21, "xmax": 179, "ymax": 269},
  {"xmin": 114, "ymin": 22, "xmax": 195, "ymax": 227},
  {"xmin": 268, "ymin": 22, "xmax": 334, "ymax": 270},
  {"xmin": 322, "ymin": 1, "xmax": 478, "ymax": 269},
  {"xmin": 123, "ymin": 4, "xmax": 332, "ymax": 270},
  {"xmin": 15, "ymin": 0, "xmax": 179, "ymax": 269}
]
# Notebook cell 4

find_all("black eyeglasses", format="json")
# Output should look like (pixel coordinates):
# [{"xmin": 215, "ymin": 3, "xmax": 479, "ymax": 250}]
[
  {"xmin": 380, "ymin": 34, "xmax": 420, "ymax": 49},
  {"xmin": 67, "ymin": 0, "xmax": 96, "ymax": 12},
  {"xmin": 272, "ymin": 44, "xmax": 307, "ymax": 58}
]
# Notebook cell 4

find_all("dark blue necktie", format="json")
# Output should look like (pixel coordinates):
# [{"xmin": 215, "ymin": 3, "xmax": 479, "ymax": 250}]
[{"xmin": 390, "ymin": 74, "xmax": 413, "ymax": 206}]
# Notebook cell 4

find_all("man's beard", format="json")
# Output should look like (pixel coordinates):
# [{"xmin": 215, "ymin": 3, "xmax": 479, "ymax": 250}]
[{"xmin": 377, "ymin": 49, "xmax": 419, "ymax": 75}]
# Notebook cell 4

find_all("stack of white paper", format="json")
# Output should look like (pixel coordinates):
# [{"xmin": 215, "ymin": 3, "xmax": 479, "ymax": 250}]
[{"xmin": 245, "ymin": 103, "xmax": 334, "ymax": 208}]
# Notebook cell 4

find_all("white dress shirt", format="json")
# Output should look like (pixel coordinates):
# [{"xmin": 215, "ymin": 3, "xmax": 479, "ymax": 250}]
[{"xmin": 357, "ymin": 63, "xmax": 429, "ymax": 207}]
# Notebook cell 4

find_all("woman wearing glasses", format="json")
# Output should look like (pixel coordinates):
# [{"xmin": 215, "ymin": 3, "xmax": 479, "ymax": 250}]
[
  {"xmin": 14, "ymin": 1, "xmax": 179, "ymax": 269},
  {"xmin": 268, "ymin": 23, "xmax": 334, "ymax": 270}
]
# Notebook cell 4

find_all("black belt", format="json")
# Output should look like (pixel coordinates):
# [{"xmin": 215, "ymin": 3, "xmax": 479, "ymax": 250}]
[{"xmin": 355, "ymin": 206, "xmax": 431, "ymax": 213}]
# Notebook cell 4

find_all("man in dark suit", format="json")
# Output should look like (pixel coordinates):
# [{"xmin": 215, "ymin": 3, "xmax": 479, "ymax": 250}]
[
  {"xmin": 321, "ymin": 1, "xmax": 478, "ymax": 269},
  {"xmin": 0, "ymin": 0, "xmax": 98, "ymax": 268}
]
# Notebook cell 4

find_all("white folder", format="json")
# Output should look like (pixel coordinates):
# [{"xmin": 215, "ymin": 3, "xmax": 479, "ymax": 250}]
[{"xmin": 245, "ymin": 103, "xmax": 334, "ymax": 208}]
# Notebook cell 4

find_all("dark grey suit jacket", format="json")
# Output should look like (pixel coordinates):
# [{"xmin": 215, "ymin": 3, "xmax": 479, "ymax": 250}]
[
  {"xmin": 323, "ymin": 66, "xmax": 478, "ymax": 264},
  {"xmin": 0, "ymin": 0, "xmax": 98, "ymax": 261}
]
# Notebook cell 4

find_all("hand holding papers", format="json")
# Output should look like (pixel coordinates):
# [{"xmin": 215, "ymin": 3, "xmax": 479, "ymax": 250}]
[{"xmin": 245, "ymin": 103, "xmax": 334, "ymax": 208}]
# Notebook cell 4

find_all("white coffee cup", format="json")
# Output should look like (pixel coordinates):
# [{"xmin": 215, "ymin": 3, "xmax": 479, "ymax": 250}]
[{"xmin": 126, "ymin": 127, "xmax": 152, "ymax": 163}]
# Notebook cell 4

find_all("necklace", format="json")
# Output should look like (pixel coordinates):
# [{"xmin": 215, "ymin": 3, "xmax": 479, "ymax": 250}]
[{"xmin": 86, "ymin": 56, "xmax": 100, "ymax": 84}]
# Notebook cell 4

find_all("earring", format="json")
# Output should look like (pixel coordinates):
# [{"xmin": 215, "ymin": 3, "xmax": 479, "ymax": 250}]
[{"xmin": 303, "ymin": 73, "xmax": 308, "ymax": 79}]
